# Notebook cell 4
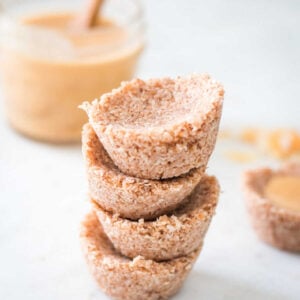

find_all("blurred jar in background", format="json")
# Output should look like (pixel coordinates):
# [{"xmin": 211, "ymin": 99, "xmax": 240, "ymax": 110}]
[{"xmin": 0, "ymin": 0, "xmax": 145, "ymax": 143}]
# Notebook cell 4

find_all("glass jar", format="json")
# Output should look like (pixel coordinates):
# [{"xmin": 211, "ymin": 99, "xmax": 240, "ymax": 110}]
[{"xmin": 0, "ymin": 0, "xmax": 145, "ymax": 143}]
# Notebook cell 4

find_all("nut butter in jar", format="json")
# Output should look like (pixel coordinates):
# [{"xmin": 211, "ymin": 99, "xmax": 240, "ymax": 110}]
[{"xmin": 0, "ymin": 0, "xmax": 144, "ymax": 142}]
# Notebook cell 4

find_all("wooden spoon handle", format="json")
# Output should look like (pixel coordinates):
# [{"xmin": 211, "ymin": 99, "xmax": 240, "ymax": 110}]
[{"xmin": 78, "ymin": 0, "xmax": 104, "ymax": 28}]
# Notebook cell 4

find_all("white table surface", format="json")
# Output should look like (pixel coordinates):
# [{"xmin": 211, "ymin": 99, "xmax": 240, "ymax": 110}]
[{"xmin": 0, "ymin": 0, "xmax": 299, "ymax": 299}]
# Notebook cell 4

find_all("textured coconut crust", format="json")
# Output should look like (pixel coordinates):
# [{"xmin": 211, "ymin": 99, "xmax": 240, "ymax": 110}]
[
  {"xmin": 81, "ymin": 74, "xmax": 224, "ymax": 179},
  {"xmin": 93, "ymin": 175, "xmax": 219, "ymax": 261},
  {"xmin": 243, "ymin": 162, "xmax": 300, "ymax": 252},
  {"xmin": 82, "ymin": 123, "xmax": 205, "ymax": 220},
  {"xmin": 80, "ymin": 212, "xmax": 201, "ymax": 300}
]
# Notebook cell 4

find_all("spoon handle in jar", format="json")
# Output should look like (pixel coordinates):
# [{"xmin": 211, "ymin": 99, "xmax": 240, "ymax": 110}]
[{"xmin": 78, "ymin": 0, "xmax": 104, "ymax": 28}]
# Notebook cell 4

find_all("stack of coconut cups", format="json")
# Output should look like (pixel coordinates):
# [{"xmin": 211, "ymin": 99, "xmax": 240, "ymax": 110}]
[{"xmin": 80, "ymin": 74, "xmax": 224, "ymax": 300}]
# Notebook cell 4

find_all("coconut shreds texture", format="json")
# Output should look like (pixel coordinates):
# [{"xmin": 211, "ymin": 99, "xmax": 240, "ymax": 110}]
[
  {"xmin": 93, "ymin": 175, "xmax": 219, "ymax": 261},
  {"xmin": 243, "ymin": 162, "xmax": 300, "ymax": 252},
  {"xmin": 81, "ymin": 74, "xmax": 224, "ymax": 179},
  {"xmin": 82, "ymin": 123, "xmax": 206, "ymax": 220},
  {"xmin": 80, "ymin": 212, "xmax": 201, "ymax": 300}
]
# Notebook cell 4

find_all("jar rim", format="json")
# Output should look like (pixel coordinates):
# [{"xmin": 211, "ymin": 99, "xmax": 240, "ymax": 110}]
[{"xmin": 0, "ymin": 0, "xmax": 145, "ymax": 61}]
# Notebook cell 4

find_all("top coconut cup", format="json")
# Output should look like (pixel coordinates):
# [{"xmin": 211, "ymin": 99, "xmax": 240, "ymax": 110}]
[{"xmin": 81, "ymin": 74, "xmax": 224, "ymax": 179}]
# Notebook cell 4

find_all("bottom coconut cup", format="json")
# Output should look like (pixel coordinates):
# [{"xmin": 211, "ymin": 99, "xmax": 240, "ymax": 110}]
[
  {"xmin": 94, "ymin": 175, "xmax": 219, "ymax": 261},
  {"xmin": 243, "ymin": 162, "xmax": 300, "ymax": 252},
  {"xmin": 80, "ymin": 212, "xmax": 201, "ymax": 300}
]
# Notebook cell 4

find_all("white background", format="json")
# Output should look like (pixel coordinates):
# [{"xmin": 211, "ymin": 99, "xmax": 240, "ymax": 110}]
[
  {"xmin": 0, "ymin": 0, "xmax": 299, "ymax": 299},
  {"xmin": 141, "ymin": 0, "xmax": 300, "ymax": 128}
]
